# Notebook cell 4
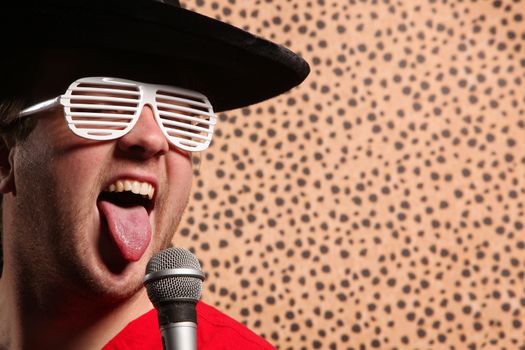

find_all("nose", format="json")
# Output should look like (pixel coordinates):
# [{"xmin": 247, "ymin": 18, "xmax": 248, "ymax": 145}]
[{"xmin": 117, "ymin": 104, "xmax": 169, "ymax": 158}]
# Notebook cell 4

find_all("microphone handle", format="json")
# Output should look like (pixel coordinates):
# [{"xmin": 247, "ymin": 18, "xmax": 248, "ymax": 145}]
[{"xmin": 161, "ymin": 321, "xmax": 197, "ymax": 350}]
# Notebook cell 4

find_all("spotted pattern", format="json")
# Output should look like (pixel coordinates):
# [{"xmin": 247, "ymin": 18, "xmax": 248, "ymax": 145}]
[{"xmin": 176, "ymin": 1, "xmax": 525, "ymax": 349}]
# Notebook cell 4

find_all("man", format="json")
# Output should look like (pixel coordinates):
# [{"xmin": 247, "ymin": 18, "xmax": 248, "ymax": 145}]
[{"xmin": 0, "ymin": 1, "xmax": 309, "ymax": 349}]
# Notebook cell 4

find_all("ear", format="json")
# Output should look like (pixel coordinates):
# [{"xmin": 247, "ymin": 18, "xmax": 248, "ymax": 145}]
[{"xmin": 0, "ymin": 138, "xmax": 15, "ymax": 194}]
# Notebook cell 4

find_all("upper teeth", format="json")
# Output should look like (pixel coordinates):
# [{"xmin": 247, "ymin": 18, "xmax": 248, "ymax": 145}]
[{"xmin": 105, "ymin": 180, "xmax": 155, "ymax": 200}]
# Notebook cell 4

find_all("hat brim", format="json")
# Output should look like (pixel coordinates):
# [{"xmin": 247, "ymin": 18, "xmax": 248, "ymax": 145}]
[{"xmin": 1, "ymin": 0, "xmax": 309, "ymax": 112}]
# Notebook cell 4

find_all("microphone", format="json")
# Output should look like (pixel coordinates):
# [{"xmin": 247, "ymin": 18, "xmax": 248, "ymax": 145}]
[{"xmin": 144, "ymin": 247, "xmax": 205, "ymax": 350}]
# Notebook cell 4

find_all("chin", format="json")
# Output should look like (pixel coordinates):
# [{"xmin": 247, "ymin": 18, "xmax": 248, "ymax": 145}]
[
  {"xmin": 68, "ymin": 203, "xmax": 176, "ymax": 301},
  {"xmin": 66, "ymin": 217, "xmax": 150, "ymax": 301},
  {"xmin": 81, "ymin": 254, "xmax": 148, "ymax": 301}
]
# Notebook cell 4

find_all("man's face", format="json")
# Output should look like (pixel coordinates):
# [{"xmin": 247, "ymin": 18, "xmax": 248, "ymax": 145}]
[{"xmin": 3, "ymin": 101, "xmax": 193, "ymax": 300}]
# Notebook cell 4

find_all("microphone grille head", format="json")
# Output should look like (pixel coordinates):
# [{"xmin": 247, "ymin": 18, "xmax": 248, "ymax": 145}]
[{"xmin": 144, "ymin": 247, "xmax": 204, "ymax": 306}]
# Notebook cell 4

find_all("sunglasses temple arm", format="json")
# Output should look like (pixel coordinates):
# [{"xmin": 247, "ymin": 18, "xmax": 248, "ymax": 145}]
[{"xmin": 19, "ymin": 97, "xmax": 61, "ymax": 118}]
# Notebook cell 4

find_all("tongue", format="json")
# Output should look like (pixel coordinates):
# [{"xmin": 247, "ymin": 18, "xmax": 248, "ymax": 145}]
[{"xmin": 98, "ymin": 200, "xmax": 151, "ymax": 262}]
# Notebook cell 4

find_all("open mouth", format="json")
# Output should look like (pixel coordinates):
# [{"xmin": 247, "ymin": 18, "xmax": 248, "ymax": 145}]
[
  {"xmin": 98, "ymin": 178, "xmax": 157, "ymax": 213},
  {"xmin": 97, "ymin": 181, "xmax": 156, "ymax": 263}
]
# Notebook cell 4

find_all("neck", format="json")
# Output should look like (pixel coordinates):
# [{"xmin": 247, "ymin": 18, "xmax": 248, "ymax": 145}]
[{"xmin": 0, "ymin": 270, "xmax": 153, "ymax": 350}]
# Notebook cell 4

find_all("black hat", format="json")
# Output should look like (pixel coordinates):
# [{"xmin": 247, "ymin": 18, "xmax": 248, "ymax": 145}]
[{"xmin": 0, "ymin": 0, "xmax": 309, "ymax": 112}]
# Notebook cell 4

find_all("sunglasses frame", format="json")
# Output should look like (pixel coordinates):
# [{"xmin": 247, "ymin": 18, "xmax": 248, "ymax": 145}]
[{"xmin": 19, "ymin": 77, "xmax": 217, "ymax": 152}]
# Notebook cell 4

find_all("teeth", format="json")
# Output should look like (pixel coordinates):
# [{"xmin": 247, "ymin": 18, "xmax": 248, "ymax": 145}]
[
  {"xmin": 105, "ymin": 179, "xmax": 155, "ymax": 200},
  {"xmin": 131, "ymin": 181, "xmax": 140, "ymax": 194},
  {"xmin": 139, "ymin": 182, "xmax": 149, "ymax": 196},
  {"xmin": 148, "ymin": 186, "xmax": 154, "ymax": 199}
]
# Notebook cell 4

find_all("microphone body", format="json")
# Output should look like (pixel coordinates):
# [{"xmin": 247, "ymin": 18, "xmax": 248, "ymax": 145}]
[
  {"xmin": 144, "ymin": 248, "xmax": 205, "ymax": 350},
  {"xmin": 161, "ymin": 322, "xmax": 196, "ymax": 350}
]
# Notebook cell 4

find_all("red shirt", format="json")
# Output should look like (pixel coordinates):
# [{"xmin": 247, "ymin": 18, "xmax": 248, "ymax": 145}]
[{"xmin": 103, "ymin": 302, "xmax": 275, "ymax": 349}]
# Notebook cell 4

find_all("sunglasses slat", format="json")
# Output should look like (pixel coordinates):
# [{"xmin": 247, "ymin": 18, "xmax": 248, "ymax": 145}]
[
  {"xmin": 166, "ymin": 129, "xmax": 211, "ymax": 141},
  {"xmin": 169, "ymin": 137, "xmax": 204, "ymax": 147},
  {"xmin": 75, "ymin": 82, "xmax": 138, "ymax": 92},
  {"xmin": 70, "ymin": 120, "xmax": 130, "ymax": 127},
  {"xmin": 69, "ymin": 112, "xmax": 135, "ymax": 119},
  {"xmin": 156, "ymin": 89, "xmax": 206, "ymax": 100},
  {"xmin": 71, "ymin": 87, "xmax": 141, "ymax": 96},
  {"xmin": 155, "ymin": 103, "xmax": 213, "ymax": 117},
  {"xmin": 68, "ymin": 95, "xmax": 139, "ymax": 104},
  {"xmin": 155, "ymin": 94, "xmax": 209, "ymax": 109},
  {"xmin": 64, "ymin": 103, "xmax": 137, "ymax": 111},
  {"xmin": 75, "ymin": 128, "xmax": 122, "ymax": 134},
  {"xmin": 158, "ymin": 111, "xmax": 215, "ymax": 126},
  {"xmin": 161, "ymin": 119, "xmax": 211, "ymax": 133}
]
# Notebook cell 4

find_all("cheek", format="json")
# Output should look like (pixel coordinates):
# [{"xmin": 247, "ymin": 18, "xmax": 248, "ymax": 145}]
[
  {"xmin": 58, "ymin": 151, "xmax": 106, "ymax": 179},
  {"xmin": 168, "ymin": 153, "xmax": 193, "ymax": 187},
  {"xmin": 16, "ymin": 134, "xmax": 107, "ymax": 207},
  {"xmin": 163, "ymin": 154, "xmax": 193, "ymax": 208},
  {"xmin": 53, "ymin": 147, "xmax": 110, "ymax": 205}
]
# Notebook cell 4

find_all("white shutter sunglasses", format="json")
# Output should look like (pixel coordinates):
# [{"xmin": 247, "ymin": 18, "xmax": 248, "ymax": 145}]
[{"xmin": 19, "ymin": 77, "xmax": 217, "ymax": 152}]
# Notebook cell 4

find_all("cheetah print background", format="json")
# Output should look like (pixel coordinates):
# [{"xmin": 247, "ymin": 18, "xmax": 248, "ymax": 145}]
[{"xmin": 178, "ymin": 1, "xmax": 525, "ymax": 349}]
